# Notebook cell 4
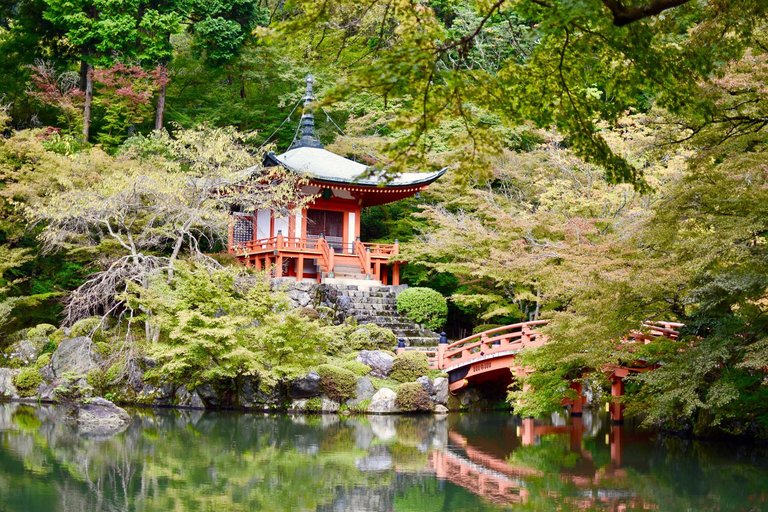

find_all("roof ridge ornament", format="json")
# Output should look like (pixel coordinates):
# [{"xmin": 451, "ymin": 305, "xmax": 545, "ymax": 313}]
[{"xmin": 289, "ymin": 74, "xmax": 323, "ymax": 150}]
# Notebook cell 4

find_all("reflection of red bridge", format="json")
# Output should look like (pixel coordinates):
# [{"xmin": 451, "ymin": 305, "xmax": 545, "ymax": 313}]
[
  {"xmin": 427, "ymin": 421, "xmax": 654, "ymax": 510},
  {"xmin": 398, "ymin": 320, "xmax": 682, "ymax": 421}
]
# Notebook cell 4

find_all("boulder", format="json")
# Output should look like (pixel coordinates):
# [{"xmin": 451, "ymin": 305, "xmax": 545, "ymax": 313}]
[
  {"xmin": 238, "ymin": 378, "xmax": 285, "ymax": 409},
  {"xmin": 289, "ymin": 372, "xmax": 322, "ymax": 398},
  {"xmin": 416, "ymin": 376, "xmax": 433, "ymax": 396},
  {"xmin": 431, "ymin": 377, "xmax": 449, "ymax": 405},
  {"xmin": 433, "ymin": 404, "xmax": 449, "ymax": 415},
  {"xmin": 0, "ymin": 368, "xmax": 20, "ymax": 399},
  {"xmin": 76, "ymin": 397, "xmax": 130, "ymax": 437},
  {"xmin": 175, "ymin": 386, "xmax": 205, "ymax": 409},
  {"xmin": 196, "ymin": 383, "xmax": 227, "ymax": 407},
  {"xmin": 357, "ymin": 351, "xmax": 394, "ymax": 378},
  {"xmin": 289, "ymin": 397, "xmax": 340, "ymax": 413},
  {"xmin": 50, "ymin": 337, "xmax": 101, "ymax": 379},
  {"xmin": 347, "ymin": 377, "xmax": 375, "ymax": 408},
  {"xmin": 4, "ymin": 340, "xmax": 40, "ymax": 367},
  {"xmin": 367, "ymin": 387, "xmax": 399, "ymax": 414}
]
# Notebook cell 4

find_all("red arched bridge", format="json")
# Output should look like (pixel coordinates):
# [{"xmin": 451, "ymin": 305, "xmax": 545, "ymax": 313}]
[{"xmin": 396, "ymin": 319, "xmax": 683, "ymax": 422}]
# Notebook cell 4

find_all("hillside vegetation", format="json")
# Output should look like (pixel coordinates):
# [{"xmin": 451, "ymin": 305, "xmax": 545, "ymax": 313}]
[{"xmin": 0, "ymin": 0, "xmax": 766, "ymax": 435}]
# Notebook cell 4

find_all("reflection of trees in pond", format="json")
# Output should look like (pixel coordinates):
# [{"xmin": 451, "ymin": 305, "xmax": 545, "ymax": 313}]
[
  {"xmin": 0, "ymin": 406, "xmax": 423, "ymax": 511},
  {"xmin": 2, "ymin": 405, "xmax": 768, "ymax": 512}
]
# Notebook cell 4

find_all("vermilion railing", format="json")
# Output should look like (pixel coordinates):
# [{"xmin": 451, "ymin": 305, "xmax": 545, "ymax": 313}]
[
  {"xmin": 317, "ymin": 237, "xmax": 334, "ymax": 274},
  {"xmin": 440, "ymin": 320, "xmax": 550, "ymax": 370},
  {"xmin": 361, "ymin": 242, "xmax": 398, "ymax": 258},
  {"xmin": 354, "ymin": 239, "xmax": 371, "ymax": 275}
]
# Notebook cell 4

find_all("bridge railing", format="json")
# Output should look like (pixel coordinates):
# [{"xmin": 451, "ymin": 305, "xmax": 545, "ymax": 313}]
[{"xmin": 439, "ymin": 320, "xmax": 549, "ymax": 370}]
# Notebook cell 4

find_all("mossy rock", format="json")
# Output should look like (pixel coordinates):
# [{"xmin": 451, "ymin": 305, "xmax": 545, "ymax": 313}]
[
  {"xmin": 395, "ymin": 382, "xmax": 433, "ymax": 412},
  {"xmin": 339, "ymin": 360, "xmax": 371, "ymax": 376},
  {"xmin": 317, "ymin": 364, "xmax": 357, "ymax": 403},
  {"xmin": 390, "ymin": 351, "xmax": 429, "ymax": 383},
  {"xmin": 13, "ymin": 367, "xmax": 42, "ymax": 397}
]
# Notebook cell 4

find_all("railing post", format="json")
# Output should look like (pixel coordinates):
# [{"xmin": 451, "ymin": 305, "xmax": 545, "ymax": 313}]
[
  {"xmin": 393, "ymin": 238, "xmax": 399, "ymax": 255},
  {"xmin": 437, "ymin": 332, "xmax": 448, "ymax": 370},
  {"xmin": 365, "ymin": 247, "xmax": 372, "ymax": 275},
  {"xmin": 521, "ymin": 325, "xmax": 531, "ymax": 344},
  {"xmin": 276, "ymin": 230, "xmax": 284, "ymax": 250},
  {"xmin": 610, "ymin": 376, "xmax": 624, "ymax": 423}
]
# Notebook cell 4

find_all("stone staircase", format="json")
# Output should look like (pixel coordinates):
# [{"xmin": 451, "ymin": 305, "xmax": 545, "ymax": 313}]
[{"xmin": 338, "ymin": 285, "xmax": 440, "ymax": 347}]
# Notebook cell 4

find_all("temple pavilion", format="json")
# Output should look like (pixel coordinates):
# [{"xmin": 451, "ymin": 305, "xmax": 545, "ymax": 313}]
[{"xmin": 228, "ymin": 75, "xmax": 445, "ymax": 285}]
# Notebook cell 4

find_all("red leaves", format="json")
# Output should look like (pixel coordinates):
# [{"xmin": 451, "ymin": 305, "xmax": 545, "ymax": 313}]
[{"xmin": 93, "ymin": 64, "xmax": 158, "ymax": 105}]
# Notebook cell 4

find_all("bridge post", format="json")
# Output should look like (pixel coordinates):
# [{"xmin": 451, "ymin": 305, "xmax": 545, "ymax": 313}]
[
  {"xmin": 520, "ymin": 417, "xmax": 536, "ymax": 446},
  {"xmin": 437, "ymin": 332, "xmax": 448, "ymax": 370},
  {"xmin": 610, "ymin": 376, "xmax": 624, "ymax": 423},
  {"xmin": 610, "ymin": 425, "xmax": 623, "ymax": 467},
  {"xmin": 569, "ymin": 381, "xmax": 584, "ymax": 417}
]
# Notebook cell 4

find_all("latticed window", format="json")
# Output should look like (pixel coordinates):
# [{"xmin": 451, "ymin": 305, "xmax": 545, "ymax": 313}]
[{"xmin": 232, "ymin": 214, "xmax": 254, "ymax": 245}]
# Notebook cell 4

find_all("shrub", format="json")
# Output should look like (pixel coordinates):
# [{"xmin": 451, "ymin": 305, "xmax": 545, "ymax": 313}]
[
  {"xmin": 340, "ymin": 360, "xmax": 371, "ymax": 376},
  {"xmin": 317, "ymin": 364, "xmax": 357, "ymax": 402},
  {"xmin": 13, "ymin": 367, "xmax": 43, "ymax": 397},
  {"xmin": 390, "ymin": 351, "xmax": 429, "ymax": 383},
  {"xmin": 349, "ymin": 324, "xmax": 397, "ymax": 351},
  {"xmin": 395, "ymin": 382, "xmax": 432, "ymax": 412},
  {"xmin": 396, "ymin": 287, "xmax": 447, "ymax": 331}
]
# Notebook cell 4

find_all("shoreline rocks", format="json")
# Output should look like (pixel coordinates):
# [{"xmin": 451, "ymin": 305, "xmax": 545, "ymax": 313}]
[{"xmin": 75, "ymin": 397, "xmax": 131, "ymax": 437}]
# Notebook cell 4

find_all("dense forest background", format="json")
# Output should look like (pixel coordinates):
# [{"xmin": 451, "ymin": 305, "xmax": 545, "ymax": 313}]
[{"xmin": 0, "ymin": 0, "xmax": 766, "ymax": 435}]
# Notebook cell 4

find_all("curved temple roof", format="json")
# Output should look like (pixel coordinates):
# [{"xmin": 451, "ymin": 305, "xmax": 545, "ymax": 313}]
[{"xmin": 266, "ymin": 146, "xmax": 447, "ymax": 188}]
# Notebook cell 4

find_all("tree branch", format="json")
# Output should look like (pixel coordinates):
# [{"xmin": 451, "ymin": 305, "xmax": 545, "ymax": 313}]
[{"xmin": 601, "ymin": 0, "xmax": 691, "ymax": 26}]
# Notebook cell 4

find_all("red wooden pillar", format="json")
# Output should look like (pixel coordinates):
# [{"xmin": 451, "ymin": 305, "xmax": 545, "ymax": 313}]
[
  {"xmin": 521, "ymin": 417, "xmax": 536, "ymax": 446},
  {"xmin": 254, "ymin": 257, "xmax": 262, "ymax": 271},
  {"xmin": 610, "ymin": 376, "xmax": 624, "ymax": 423},
  {"xmin": 610, "ymin": 425, "xmax": 623, "ymax": 467},
  {"xmin": 392, "ymin": 262, "xmax": 400, "ymax": 286},
  {"xmin": 570, "ymin": 416, "xmax": 584, "ymax": 452},
  {"xmin": 296, "ymin": 254, "xmax": 304, "ymax": 282},
  {"xmin": 570, "ymin": 381, "xmax": 584, "ymax": 416}
]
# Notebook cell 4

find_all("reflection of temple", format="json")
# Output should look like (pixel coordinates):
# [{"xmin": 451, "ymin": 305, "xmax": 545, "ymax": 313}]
[{"xmin": 425, "ymin": 416, "xmax": 654, "ymax": 510}]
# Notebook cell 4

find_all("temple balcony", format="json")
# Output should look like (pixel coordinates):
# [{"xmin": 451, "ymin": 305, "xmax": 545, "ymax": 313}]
[{"xmin": 228, "ymin": 228, "xmax": 402, "ymax": 285}]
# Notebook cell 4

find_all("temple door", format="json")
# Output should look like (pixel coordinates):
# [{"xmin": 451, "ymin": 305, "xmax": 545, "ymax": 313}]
[{"xmin": 306, "ymin": 209, "xmax": 344, "ymax": 251}]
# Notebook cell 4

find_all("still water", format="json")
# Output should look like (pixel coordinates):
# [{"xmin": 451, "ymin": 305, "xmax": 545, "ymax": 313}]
[{"xmin": 0, "ymin": 403, "xmax": 767, "ymax": 511}]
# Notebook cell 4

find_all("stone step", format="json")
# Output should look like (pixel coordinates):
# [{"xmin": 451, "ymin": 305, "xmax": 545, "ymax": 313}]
[{"xmin": 402, "ymin": 337, "xmax": 441, "ymax": 347}]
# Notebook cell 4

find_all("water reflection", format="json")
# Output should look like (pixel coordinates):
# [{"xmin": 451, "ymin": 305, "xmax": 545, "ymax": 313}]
[{"xmin": 0, "ymin": 403, "xmax": 767, "ymax": 511}]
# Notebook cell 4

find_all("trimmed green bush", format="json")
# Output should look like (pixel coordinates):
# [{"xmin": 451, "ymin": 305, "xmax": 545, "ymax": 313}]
[
  {"xmin": 395, "ymin": 382, "xmax": 432, "ymax": 412},
  {"xmin": 340, "ymin": 360, "xmax": 371, "ymax": 376},
  {"xmin": 317, "ymin": 364, "xmax": 357, "ymax": 402},
  {"xmin": 390, "ymin": 351, "xmax": 429, "ymax": 383},
  {"xmin": 13, "ymin": 367, "xmax": 42, "ymax": 397},
  {"xmin": 349, "ymin": 324, "xmax": 397, "ymax": 351},
  {"xmin": 396, "ymin": 287, "xmax": 447, "ymax": 331}
]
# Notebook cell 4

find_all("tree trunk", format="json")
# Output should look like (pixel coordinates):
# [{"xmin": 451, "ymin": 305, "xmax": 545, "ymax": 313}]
[
  {"xmin": 154, "ymin": 62, "xmax": 167, "ymax": 131},
  {"xmin": 82, "ymin": 63, "xmax": 93, "ymax": 141}
]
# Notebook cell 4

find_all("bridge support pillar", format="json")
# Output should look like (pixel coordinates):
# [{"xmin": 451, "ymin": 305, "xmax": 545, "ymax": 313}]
[
  {"xmin": 520, "ymin": 417, "xmax": 536, "ymax": 446},
  {"xmin": 569, "ymin": 381, "xmax": 584, "ymax": 416},
  {"xmin": 610, "ymin": 377, "xmax": 624, "ymax": 423}
]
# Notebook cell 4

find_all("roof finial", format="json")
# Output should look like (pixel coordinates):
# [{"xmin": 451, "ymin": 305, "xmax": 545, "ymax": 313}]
[{"xmin": 290, "ymin": 73, "xmax": 323, "ymax": 150}]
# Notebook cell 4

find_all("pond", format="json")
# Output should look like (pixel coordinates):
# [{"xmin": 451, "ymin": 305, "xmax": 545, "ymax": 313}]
[{"xmin": 0, "ymin": 403, "xmax": 766, "ymax": 511}]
